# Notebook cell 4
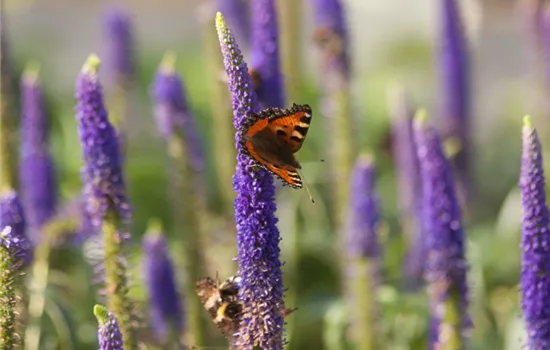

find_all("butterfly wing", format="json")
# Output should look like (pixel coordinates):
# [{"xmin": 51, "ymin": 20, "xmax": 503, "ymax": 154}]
[
  {"xmin": 240, "ymin": 104, "xmax": 312, "ymax": 189},
  {"xmin": 265, "ymin": 103, "xmax": 312, "ymax": 153}
]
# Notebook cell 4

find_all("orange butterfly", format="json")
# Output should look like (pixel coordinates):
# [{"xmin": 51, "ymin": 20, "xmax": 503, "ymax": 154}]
[{"xmin": 240, "ymin": 103, "xmax": 313, "ymax": 188}]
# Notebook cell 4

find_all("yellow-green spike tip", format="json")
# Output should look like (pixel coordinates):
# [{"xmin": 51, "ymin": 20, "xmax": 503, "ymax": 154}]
[
  {"xmin": 413, "ymin": 108, "xmax": 428, "ymax": 126},
  {"xmin": 523, "ymin": 115, "xmax": 533, "ymax": 128},
  {"xmin": 22, "ymin": 61, "xmax": 41, "ymax": 83},
  {"xmin": 215, "ymin": 12, "xmax": 226, "ymax": 31},
  {"xmin": 93, "ymin": 304, "xmax": 109, "ymax": 324},
  {"xmin": 82, "ymin": 54, "xmax": 101, "ymax": 74},
  {"xmin": 357, "ymin": 151, "xmax": 375, "ymax": 166},
  {"xmin": 146, "ymin": 218, "xmax": 163, "ymax": 237},
  {"xmin": 160, "ymin": 51, "xmax": 177, "ymax": 73}
]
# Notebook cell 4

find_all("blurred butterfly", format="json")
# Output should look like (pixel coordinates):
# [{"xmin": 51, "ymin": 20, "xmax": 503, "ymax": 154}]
[
  {"xmin": 240, "ymin": 103, "xmax": 313, "ymax": 188},
  {"xmin": 196, "ymin": 274, "xmax": 297, "ymax": 340}
]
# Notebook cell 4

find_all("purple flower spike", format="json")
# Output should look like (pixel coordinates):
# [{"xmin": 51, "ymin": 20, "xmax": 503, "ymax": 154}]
[
  {"xmin": 142, "ymin": 221, "xmax": 184, "ymax": 342},
  {"xmin": 94, "ymin": 304, "xmax": 124, "ymax": 350},
  {"xmin": 347, "ymin": 154, "xmax": 380, "ymax": 259},
  {"xmin": 75, "ymin": 54, "xmax": 131, "ymax": 227},
  {"xmin": 103, "ymin": 8, "xmax": 136, "ymax": 85},
  {"xmin": 388, "ymin": 86, "xmax": 424, "ymax": 281},
  {"xmin": 520, "ymin": 115, "xmax": 550, "ymax": 349},
  {"xmin": 249, "ymin": 0, "xmax": 285, "ymax": 108},
  {"xmin": 216, "ymin": 12, "xmax": 285, "ymax": 349},
  {"xmin": 1, "ymin": 190, "xmax": 32, "ymax": 266},
  {"xmin": 413, "ymin": 110, "xmax": 469, "ymax": 348},
  {"xmin": 438, "ymin": 0, "xmax": 470, "ymax": 197},
  {"xmin": 19, "ymin": 65, "xmax": 57, "ymax": 242},
  {"xmin": 311, "ymin": 0, "xmax": 350, "ymax": 80},
  {"xmin": 150, "ymin": 53, "xmax": 204, "ymax": 173},
  {"xmin": 217, "ymin": 0, "xmax": 251, "ymax": 48}
]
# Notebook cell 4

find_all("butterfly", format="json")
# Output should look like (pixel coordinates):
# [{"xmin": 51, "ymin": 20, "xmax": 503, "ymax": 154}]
[
  {"xmin": 240, "ymin": 103, "xmax": 313, "ymax": 188},
  {"xmin": 196, "ymin": 274, "xmax": 297, "ymax": 340}
]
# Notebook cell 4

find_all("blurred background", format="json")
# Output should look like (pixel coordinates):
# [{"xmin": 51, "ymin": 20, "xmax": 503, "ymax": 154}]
[{"xmin": 1, "ymin": 0, "xmax": 544, "ymax": 349}]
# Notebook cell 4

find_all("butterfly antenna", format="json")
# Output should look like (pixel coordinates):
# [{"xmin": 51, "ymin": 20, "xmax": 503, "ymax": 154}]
[{"xmin": 296, "ymin": 169, "xmax": 315, "ymax": 204}]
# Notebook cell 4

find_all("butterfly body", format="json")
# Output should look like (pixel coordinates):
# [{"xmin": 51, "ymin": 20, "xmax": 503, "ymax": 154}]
[{"xmin": 240, "ymin": 103, "xmax": 312, "ymax": 188}]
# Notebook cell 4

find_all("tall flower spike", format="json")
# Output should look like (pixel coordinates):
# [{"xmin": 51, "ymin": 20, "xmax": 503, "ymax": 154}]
[
  {"xmin": 19, "ymin": 64, "xmax": 57, "ymax": 243},
  {"xmin": 75, "ymin": 54, "xmax": 131, "ymax": 228},
  {"xmin": 520, "ymin": 115, "xmax": 550, "ymax": 349},
  {"xmin": 150, "ymin": 53, "xmax": 208, "ymax": 345},
  {"xmin": 249, "ymin": 0, "xmax": 285, "ymax": 108},
  {"xmin": 438, "ymin": 0, "xmax": 470, "ymax": 201},
  {"xmin": 346, "ymin": 154, "xmax": 380, "ymax": 349},
  {"xmin": 347, "ymin": 155, "xmax": 380, "ymax": 259},
  {"xmin": 142, "ymin": 220, "xmax": 184, "ymax": 344},
  {"xmin": 103, "ymin": 8, "xmax": 136, "ymax": 86},
  {"xmin": 94, "ymin": 304, "xmax": 124, "ymax": 350},
  {"xmin": 76, "ymin": 54, "xmax": 136, "ymax": 349},
  {"xmin": 388, "ymin": 86, "xmax": 424, "ymax": 283},
  {"xmin": 413, "ymin": 110, "xmax": 469, "ymax": 350},
  {"xmin": 0, "ymin": 190, "xmax": 31, "ymax": 348},
  {"xmin": 151, "ymin": 53, "xmax": 205, "ymax": 173},
  {"xmin": 216, "ymin": 12, "xmax": 285, "ymax": 349}
]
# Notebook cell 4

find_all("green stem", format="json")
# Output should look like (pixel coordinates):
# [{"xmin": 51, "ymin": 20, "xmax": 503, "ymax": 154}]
[
  {"xmin": 102, "ymin": 210, "xmax": 137, "ymax": 350},
  {"xmin": 168, "ymin": 135, "xmax": 207, "ymax": 347},
  {"xmin": 278, "ymin": 0, "xmax": 303, "ymax": 102},
  {"xmin": 204, "ymin": 22, "xmax": 235, "ymax": 211},
  {"xmin": 332, "ymin": 88, "xmax": 354, "ymax": 228},
  {"xmin": 0, "ymin": 246, "xmax": 18, "ymax": 349},
  {"xmin": 433, "ymin": 289, "xmax": 464, "ymax": 350},
  {"xmin": 23, "ymin": 241, "xmax": 51, "ymax": 350},
  {"xmin": 0, "ymin": 100, "xmax": 13, "ymax": 193},
  {"xmin": 351, "ymin": 258, "xmax": 376, "ymax": 350}
]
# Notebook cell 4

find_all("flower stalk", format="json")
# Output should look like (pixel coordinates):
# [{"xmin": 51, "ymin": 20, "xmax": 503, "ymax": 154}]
[
  {"xmin": 143, "ymin": 220, "xmax": 184, "ymax": 346},
  {"xmin": 75, "ymin": 54, "xmax": 136, "ymax": 349},
  {"xmin": 438, "ymin": 0, "xmax": 471, "ymax": 203},
  {"xmin": 216, "ymin": 12, "xmax": 285, "ymax": 349},
  {"xmin": 19, "ymin": 63, "xmax": 57, "ymax": 244},
  {"xmin": 388, "ymin": 86, "xmax": 424, "ymax": 284},
  {"xmin": 346, "ymin": 154, "xmax": 380, "ymax": 350},
  {"xmin": 0, "ymin": 191, "xmax": 30, "ymax": 349},
  {"xmin": 519, "ymin": 115, "xmax": 550, "ymax": 349},
  {"xmin": 150, "ymin": 53, "xmax": 207, "ymax": 346},
  {"xmin": 413, "ymin": 110, "xmax": 469, "ymax": 350}
]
